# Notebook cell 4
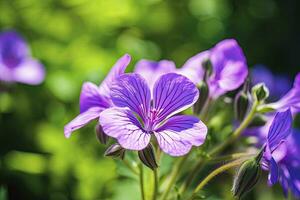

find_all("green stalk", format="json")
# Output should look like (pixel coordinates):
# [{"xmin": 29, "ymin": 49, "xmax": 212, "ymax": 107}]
[
  {"xmin": 152, "ymin": 169, "xmax": 158, "ymax": 200},
  {"xmin": 187, "ymin": 159, "xmax": 244, "ymax": 200},
  {"xmin": 139, "ymin": 164, "xmax": 146, "ymax": 200}
]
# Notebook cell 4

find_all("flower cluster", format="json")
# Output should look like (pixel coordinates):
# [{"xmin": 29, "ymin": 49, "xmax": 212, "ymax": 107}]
[{"xmin": 65, "ymin": 39, "xmax": 300, "ymax": 199}]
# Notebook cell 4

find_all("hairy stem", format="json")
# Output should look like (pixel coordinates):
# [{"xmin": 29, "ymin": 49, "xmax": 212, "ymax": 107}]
[
  {"xmin": 152, "ymin": 169, "xmax": 158, "ymax": 200},
  {"xmin": 139, "ymin": 164, "xmax": 146, "ymax": 200},
  {"xmin": 187, "ymin": 159, "xmax": 244, "ymax": 200}
]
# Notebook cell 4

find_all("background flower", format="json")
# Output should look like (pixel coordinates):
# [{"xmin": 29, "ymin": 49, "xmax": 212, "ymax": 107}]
[{"xmin": 0, "ymin": 31, "xmax": 44, "ymax": 85}]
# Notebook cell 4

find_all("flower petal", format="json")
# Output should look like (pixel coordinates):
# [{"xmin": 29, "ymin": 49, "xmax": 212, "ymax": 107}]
[
  {"xmin": 177, "ymin": 51, "xmax": 210, "ymax": 84},
  {"xmin": 153, "ymin": 73, "xmax": 199, "ymax": 122},
  {"xmin": 110, "ymin": 73, "xmax": 151, "ymax": 122},
  {"xmin": 154, "ymin": 115, "xmax": 207, "ymax": 156},
  {"xmin": 99, "ymin": 54, "xmax": 131, "ymax": 97},
  {"xmin": 268, "ymin": 156, "xmax": 279, "ymax": 185},
  {"xmin": 64, "ymin": 107, "xmax": 103, "ymax": 138},
  {"xmin": 294, "ymin": 73, "xmax": 300, "ymax": 88},
  {"xmin": 267, "ymin": 109, "xmax": 292, "ymax": 151},
  {"xmin": 99, "ymin": 107, "xmax": 151, "ymax": 150},
  {"xmin": 79, "ymin": 82, "xmax": 110, "ymax": 113},
  {"xmin": 134, "ymin": 59, "xmax": 176, "ymax": 90},
  {"xmin": 12, "ymin": 59, "xmax": 45, "ymax": 85},
  {"xmin": 0, "ymin": 31, "xmax": 29, "ymax": 68}
]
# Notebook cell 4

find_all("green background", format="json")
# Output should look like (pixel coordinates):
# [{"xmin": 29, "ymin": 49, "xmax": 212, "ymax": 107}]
[{"xmin": 0, "ymin": 0, "xmax": 299, "ymax": 199}]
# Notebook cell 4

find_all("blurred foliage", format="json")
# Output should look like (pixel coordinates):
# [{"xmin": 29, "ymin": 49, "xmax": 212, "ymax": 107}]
[{"xmin": 0, "ymin": 0, "xmax": 299, "ymax": 199}]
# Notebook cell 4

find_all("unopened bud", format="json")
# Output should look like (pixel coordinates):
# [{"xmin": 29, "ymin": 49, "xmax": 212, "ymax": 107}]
[
  {"xmin": 232, "ymin": 152, "xmax": 263, "ymax": 199},
  {"xmin": 104, "ymin": 144, "xmax": 125, "ymax": 159},
  {"xmin": 234, "ymin": 91, "xmax": 250, "ymax": 121},
  {"xmin": 95, "ymin": 124, "xmax": 109, "ymax": 145},
  {"xmin": 193, "ymin": 81, "xmax": 209, "ymax": 115},
  {"xmin": 138, "ymin": 144, "xmax": 158, "ymax": 170},
  {"xmin": 252, "ymin": 83, "xmax": 269, "ymax": 102}
]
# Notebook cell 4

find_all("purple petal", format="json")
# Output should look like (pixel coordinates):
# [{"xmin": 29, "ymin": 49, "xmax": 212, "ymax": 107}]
[
  {"xmin": 99, "ymin": 107, "xmax": 151, "ymax": 150},
  {"xmin": 134, "ymin": 59, "xmax": 176, "ymax": 90},
  {"xmin": 209, "ymin": 39, "xmax": 248, "ymax": 98},
  {"xmin": 110, "ymin": 73, "xmax": 151, "ymax": 122},
  {"xmin": 0, "ymin": 31, "xmax": 29, "ymax": 68},
  {"xmin": 12, "ymin": 59, "xmax": 45, "ymax": 85},
  {"xmin": 79, "ymin": 82, "xmax": 110, "ymax": 113},
  {"xmin": 268, "ymin": 156, "xmax": 279, "ymax": 185},
  {"xmin": 178, "ymin": 51, "xmax": 210, "ymax": 84},
  {"xmin": 218, "ymin": 61, "xmax": 248, "ymax": 90},
  {"xmin": 98, "ymin": 54, "xmax": 131, "ymax": 97},
  {"xmin": 153, "ymin": 73, "xmax": 199, "ymax": 122},
  {"xmin": 267, "ymin": 109, "xmax": 292, "ymax": 151},
  {"xmin": 64, "ymin": 107, "xmax": 103, "ymax": 138},
  {"xmin": 154, "ymin": 115, "xmax": 207, "ymax": 156}
]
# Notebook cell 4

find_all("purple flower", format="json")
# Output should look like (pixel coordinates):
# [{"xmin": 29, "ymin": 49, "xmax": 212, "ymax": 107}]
[
  {"xmin": 134, "ymin": 59, "xmax": 176, "ymax": 91},
  {"xmin": 0, "ymin": 31, "xmax": 45, "ymax": 85},
  {"xmin": 251, "ymin": 65, "xmax": 292, "ymax": 100},
  {"xmin": 64, "ymin": 54, "xmax": 131, "ymax": 138},
  {"xmin": 179, "ymin": 39, "xmax": 248, "ymax": 98},
  {"xmin": 263, "ymin": 109, "xmax": 292, "ymax": 185},
  {"xmin": 268, "ymin": 73, "xmax": 300, "ymax": 113},
  {"xmin": 99, "ymin": 73, "xmax": 207, "ymax": 156}
]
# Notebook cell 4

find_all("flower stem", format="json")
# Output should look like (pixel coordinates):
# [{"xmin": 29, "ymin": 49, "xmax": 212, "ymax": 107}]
[
  {"xmin": 139, "ymin": 164, "xmax": 146, "ymax": 200},
  {"xmin": 160, "ymin": 155, "xmax": 189, "ymax": 200},
  {"xmin": 180, "ymin": 100, "xmax": 259, "ymax": 194},
  {"xmin": 152, "ymin": 169, "xmax": 158, "ymax": 200},
  {"xmin": 187, "ymin": 159, "xmax": 244, "ymax": 200}
]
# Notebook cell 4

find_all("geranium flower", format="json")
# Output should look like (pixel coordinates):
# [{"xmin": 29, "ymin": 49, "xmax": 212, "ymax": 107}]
[
  {"xmin": 64, "ymin": 54, "xmax": 131, "ymax": 138},
  {"xmin": 99, "ymin": 73, "xmax": 207, "ymax": 156},
  {"xmin": 179, "ymin": 39, "xmax": 248, "ymax": 98},
  {"xmin": 0, "ymin": 31, "xmax": 45, "ymax": 85}
]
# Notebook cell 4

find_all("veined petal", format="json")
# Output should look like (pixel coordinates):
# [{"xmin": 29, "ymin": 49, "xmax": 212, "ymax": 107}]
[
  {"xmin": 268, "ymin": 156, "xmax": 279, "ymax": 185},
  {"xmin": 110, "ymin": 73, "xmax": 151, "ymax": 122},
  {"xmin": 178, "ymin": 51, "xmax": 210, "ymax": 84},
  {"xmin": 156, "ymin": 115, "xmax": 207, "ymax": 145},
  {"xmin": 154, "ymin": 115, "xmax": 207, "ymax": 156},
  {"xmin": 99, "ymin": 54, "xmax": 131, "ymax": 97},
  {"xmin": 267, "ymin": 109, "xmax": 292, "ymax": 152},
  {"xmin": 79, "ymin": 82, "xmax": 110, "ymax": 113},
  {"xmin": 153, "ymin": 73, "xmax": 199, "ymax": 122},
  {"xmin": 99, "ymin": 107, "xmax": 151, "ymax": 150},
  {"xmin": 12, "ymin": 59, "xmax": 45, "ymax": 85},
  {"xmin": 294, "ymin": 73, "xmax": 300, "ymax": 88},
  {"xmin": 134, "ymin": 59, "xmax": 176, "ymax": 90},
  {"xmin": 64, "ymin": 107, "xmax": 103, "ymax": 138}
]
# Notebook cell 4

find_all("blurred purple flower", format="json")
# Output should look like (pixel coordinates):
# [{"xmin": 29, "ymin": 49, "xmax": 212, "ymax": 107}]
[
  {"xmin": 179, "ymin": 39, "xmax": 248, "ymax": 98},
  {"xmin": 64, "ymin": 54, "xmax": 131, "ymax": 138},
  {"xmin": 99, "ymin": 73, "xmax": 207, "ymax": 156},
  {"xmin": 251, "ymin": 65, "xmax": 292, "ymax": 100},
  {"xmin": 134, "ymin": 59, "xmax": 176, "ymax": 91},
  {"xmin": 0, "ymin": 31, "xmax": 45, "ymax": 85}
]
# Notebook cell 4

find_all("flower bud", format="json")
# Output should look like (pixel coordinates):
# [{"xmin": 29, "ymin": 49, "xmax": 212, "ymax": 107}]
[
  {"xmin": 193, "ymin": 81, "xmax": 209, "ymax": 115},
  {"xmin": 138, "ymin": 143, "xmax": 158, "ymax": 170},
  {"xmin": 104, "ymin": 144, "xmax": 125, "ymax": 159},
  {"xmin": 234, "ymin": 91, "xmax": 250, "ymax": 121},
  {"xmin": 232, "ymin": 153, "xmax": 263, "ymax": 199},
  {"xmin": 95, "ymin": 124, "xmax": 109, "ymax": 145},
  {"xmin": 252, "ymin": 83, "xmax": 269, "ymax": 102}
]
